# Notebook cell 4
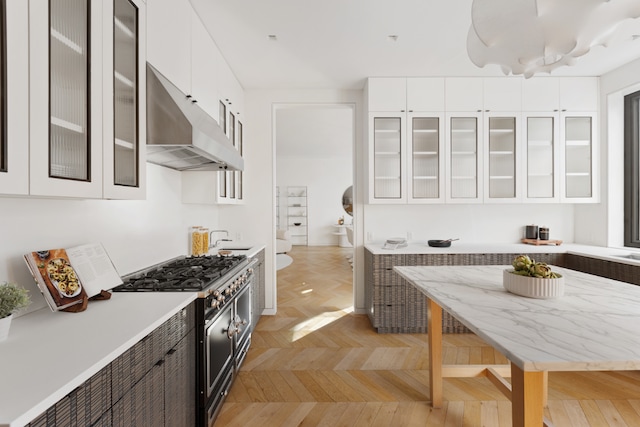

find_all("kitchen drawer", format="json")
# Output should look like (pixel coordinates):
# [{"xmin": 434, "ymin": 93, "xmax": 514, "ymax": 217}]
[
  {"xmin": 112, "ymin": 304, "xmax": 195, "ymax": 403},
  {"xmin": 372, "ymin": 303, "xmax": 406, "ymax": 330},
  {"xmin": 112, "ymin": 362, "xmax": 165, "ymax": 427},
  {"xmin": 371, "ymin": 254, "xmax": 406, "ymax": 270},
  {"xmin": 373, "ymin": 284, "xmax": 405, "ymax": 305},
  {"xmin": 27, "ymin": 366, "xmax": 111, "ymax": 427}
]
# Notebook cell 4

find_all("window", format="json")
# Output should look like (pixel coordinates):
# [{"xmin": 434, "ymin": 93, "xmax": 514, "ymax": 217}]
[{"xmin": 624, "ymin": 90, "xmax": 640, "ymax": 247}]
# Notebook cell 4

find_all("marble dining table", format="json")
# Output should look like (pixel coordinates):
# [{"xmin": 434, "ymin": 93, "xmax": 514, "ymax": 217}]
[{"xmin": 394, "ymin": 265, "xmax": 640, "ymax": 427}]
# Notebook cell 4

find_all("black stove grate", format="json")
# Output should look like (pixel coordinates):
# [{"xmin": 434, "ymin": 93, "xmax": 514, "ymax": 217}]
[{"xmin": 113, "ymin": 255, "xmax": 247, "ymax": 292}]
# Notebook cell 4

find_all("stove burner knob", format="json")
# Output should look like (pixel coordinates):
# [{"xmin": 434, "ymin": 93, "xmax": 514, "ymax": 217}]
[
  {"xmin": 210, "ymin": 300, "xmax": 219, "ymax": 309},
  {"xmin": 248, "ymin": 268, "xmax": 254, "ymax": 274},
  {"xmin": 216, "ymin": 295, "xmax": 224, "ymax": 302},
  {"xmin": 225, "ymin": 288, "xmax": 231, "ymax": 295},
  {"xmin": 213, "ymin": 290, "xmax": 220, "ymax": 297}
]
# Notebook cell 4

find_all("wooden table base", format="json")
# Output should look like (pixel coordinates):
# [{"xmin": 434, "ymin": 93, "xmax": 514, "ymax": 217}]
[{"xmin": 427, "ymin": 297, "xmax": 551, "ymax": 427}]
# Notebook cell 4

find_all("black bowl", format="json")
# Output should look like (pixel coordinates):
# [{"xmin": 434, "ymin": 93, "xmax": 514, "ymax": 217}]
[
  {"xmin": 428, "ymin": 239, "xmax": 451, "ymax": 248},
  {"xmin": 293, "ymin": 222, "xmax": 302, "ymax": 226}
]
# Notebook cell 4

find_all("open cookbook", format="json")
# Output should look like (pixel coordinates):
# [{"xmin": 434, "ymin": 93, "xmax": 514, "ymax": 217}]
[{"xmin": 24, "ymin": 242, "xmax": 122, "ymax": 312}]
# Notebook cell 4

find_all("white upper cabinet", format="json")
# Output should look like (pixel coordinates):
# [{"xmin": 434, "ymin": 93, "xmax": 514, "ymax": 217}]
[
  {"xmin": 445, "ymin": 112, "xmax": 484, "ymax": 203},
  {"xmin": 445, "ymin": 77, "xmax": 483, "ymax": 112},
  {"xmin": 29, "ymin": 0, "xmax": 104, "ymax": 198},
  {"xmin": 560, "ymin": 112, "xmax": 598, "ymax": 202},
  {"xmin": 483, "ymin": 112, "xmax": 521, "ymax": 202},
  {"xmin": 521, "ymin": 77, "xmax": 560, "ymax": 112},
  {"xmin": 146, "ymin": 0, "xmax": 191, "ymax": 94},
  {"xmin": 367, "ymin": 78, "xmax": 407, "ymax": 112},
  {"xmin": 191, "ymin": 11, "xmax": 221, "ymax": 121},
  {"xmin": 559, "ymin": 78, "xmax": 598, "ymax": 112},
  {"xmin": 483, "ymin": 78, "xmax": 522, "ymax": 112},
  {"xmin": 522, "ymin": 77, "xmax": 598, "ymax": 112},
  {"xmin": 522, "ymin": 114, "xmax": 560, "ymax": 203},
  {"xmin": 368, "ymin": 112, "xmax": 407, "ymax": 204},
  {"xmin": 0, "ymin": 0, "xmax": 29, "ymax": 195},
  {"xmin": 407, "ymin": 112, "xmax": 445, "ymax": 203},
  {"xmin": 103, "ymin": 0, "xmax": 147, "ymax": 200},
  {"xmin": 407, "ymin": 78, "xmax": 445, "ymax": 112}
]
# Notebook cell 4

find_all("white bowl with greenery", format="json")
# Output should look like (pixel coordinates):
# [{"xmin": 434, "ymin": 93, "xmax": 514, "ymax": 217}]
[{"xmin": 503, "ymin": 255, "xmax": 564, "ymax": 299}]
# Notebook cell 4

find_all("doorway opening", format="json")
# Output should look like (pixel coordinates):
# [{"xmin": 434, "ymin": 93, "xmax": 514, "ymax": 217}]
[{"xmin": 273, "ymin": 103, "xmax": 356, "ymax": 305}]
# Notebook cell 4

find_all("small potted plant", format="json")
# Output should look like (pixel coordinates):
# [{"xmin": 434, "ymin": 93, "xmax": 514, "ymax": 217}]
[
  {"xmin": 503, "ymin": 255, "xmax": 564, "ymax": 299},
  {"xmin": 0, "ymin": 282, "xmax": 30, "ymax": 342}
]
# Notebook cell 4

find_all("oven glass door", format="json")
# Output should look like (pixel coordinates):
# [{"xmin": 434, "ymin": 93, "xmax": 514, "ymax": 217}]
[{"xmin": 206, "ymin": 301, "xmax": 234, "ymax": 397}]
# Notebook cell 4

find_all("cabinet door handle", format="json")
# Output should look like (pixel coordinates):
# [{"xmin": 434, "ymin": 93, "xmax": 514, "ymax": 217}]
[
  {"xmin": 167, "ymin": 348, "xmax": 177, "ymax": 355},
  {"xmin": 155, "ymin": 360, "xmax": 164, "ymax": 367}
]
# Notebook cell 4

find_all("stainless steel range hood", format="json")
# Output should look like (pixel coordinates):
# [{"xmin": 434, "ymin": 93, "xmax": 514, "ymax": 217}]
[{"xmin": 146, "ymin": 63, "xmax": 243, "ymax": 171}]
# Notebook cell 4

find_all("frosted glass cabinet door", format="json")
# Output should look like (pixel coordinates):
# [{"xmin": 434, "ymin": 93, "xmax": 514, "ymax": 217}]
[
  {"xmin": 446, "ymin": 113, "xmax": 482, "ymax": 202},
  {"xmin": 371, "ymin": 115, "xmax": 405, "ymax": 201},
  {"xmin": 113, "ymin": 0, "xmax": 139, "ymax": 187},
  {"xmin": 29, "ymin": 0, "xmax": 103, "ymax": 198},
  {"xmin": 486, "ymin": 115, "xmax": 518, "ymax": 201},
  {"xmin": 562, "ymin": 114, "xmax": 594, "ymax": 200},
  {"xmin": 524, "ymin": 116, "xmax": 557, "ymax": 201},
  {"xmin": 49, "ymin": 0, "xmax": 90, "ymax": 181},
  {"xmin": 409, "ymin": 115, "xmax": 444, "ymax": 202},
  {"xmin": 103, "ymin": 0, "xmax": 146, "ymax": 199}
]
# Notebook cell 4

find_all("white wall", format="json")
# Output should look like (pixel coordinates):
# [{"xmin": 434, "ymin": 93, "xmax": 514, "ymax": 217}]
[
  {"xmin": 574, "ymin": 57, "xmax": 640, "ymax": 248},
  {"xmin": 0, "ymin": 164, "xmax": 223, "ymax": 316},
  {"xmin": 364, "ymin": 203, "xmax": 575, "ymax": 244}
]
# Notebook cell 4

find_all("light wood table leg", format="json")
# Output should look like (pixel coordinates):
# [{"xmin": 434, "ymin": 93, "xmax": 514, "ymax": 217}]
[
  {"xmin": 511, "ymin": 363, "xmax": 544, "ymax": 427},
  {"xmin": 427, "ymin": 298, "xmax": 443, "ymax": 408}
]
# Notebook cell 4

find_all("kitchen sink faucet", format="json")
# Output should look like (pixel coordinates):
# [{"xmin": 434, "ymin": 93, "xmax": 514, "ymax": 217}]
[{"xmin": 209, "ymin": 230, "xmax": 231, "ymax": 249}]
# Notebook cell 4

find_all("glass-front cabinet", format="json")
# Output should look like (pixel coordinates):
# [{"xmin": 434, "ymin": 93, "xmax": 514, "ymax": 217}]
[
  {"xmin": 368, "ymin": 113, "xmax": 405, "ymax": 203},
  {"xmin": 104, "ymin": 0, "xmax": 146, "ymax": 199},
  {"xmin": 446, "ymin": 113, "xmax": 482, "ymax": 203},
  {"xmin": 522, "ymin": 112, "xmax": 596, "ymax": 203},
  {"xmin": 484, "ymin": 113, "xmax": 520, "ymax": 202},
  {"xmin": 523, "ymin": 115, "xmax": 559, "ymax": 202},
  {"xmin": 562, "ymin": 114, "xmax": 594, "ymax": 201},
  {"xmin": 0, "ymin": 0, "xmax": 29, "ymax": 195},
  {"xmin": 408, "ymin": 114, "xmax": 444, "ymax": 203},
  {"xmin": 29, "ymin": 0, "xmax": 146, "ymax": 198}
]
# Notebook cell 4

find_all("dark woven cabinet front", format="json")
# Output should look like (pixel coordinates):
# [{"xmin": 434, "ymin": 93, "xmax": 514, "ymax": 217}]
[
  {"xmin": 27, "ymin": 303, "xmax": 196, "ymax": 427},
  {"xmin": 365, "ymin": 248, "xmax": 565, "ymax": 334}
]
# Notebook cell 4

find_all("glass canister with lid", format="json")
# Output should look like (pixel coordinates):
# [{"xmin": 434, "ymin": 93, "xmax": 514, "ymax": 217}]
[
  {"xmin": 201, "ymin": 227, "xmax": 210, "ymax": 255},
  {"xmin": 190, "ymin": 226, "xmax": 204, "ymax": 256}
]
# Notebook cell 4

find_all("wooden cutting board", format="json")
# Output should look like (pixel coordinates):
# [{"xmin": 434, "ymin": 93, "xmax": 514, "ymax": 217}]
[{"xmin": 521, "ymin": 238, "xmax": 563, "ymax": 246}]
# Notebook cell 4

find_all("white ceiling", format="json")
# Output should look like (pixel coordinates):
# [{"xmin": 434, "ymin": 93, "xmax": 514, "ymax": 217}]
[
  {"xmin": 191, "ymin": 0, "xmax": 640, "ymax": 90},
  {"xmin": 275, "ymin": 106, "xmax": 354, "ymax": 157}
]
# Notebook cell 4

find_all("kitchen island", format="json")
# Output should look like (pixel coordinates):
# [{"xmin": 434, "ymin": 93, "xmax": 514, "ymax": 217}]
[
  {"xmin": 394, "ymin": 265, "xmax": 640, "ymax": 427},
  {"xmin": 365, "ymin": 242, "xmax": 640, "ymax": 333}
]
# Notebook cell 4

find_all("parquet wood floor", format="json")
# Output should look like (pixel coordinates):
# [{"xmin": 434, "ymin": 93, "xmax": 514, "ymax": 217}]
[{"xmin": 215, "ymin": 246, "xmax": 640, "ymax": 426}]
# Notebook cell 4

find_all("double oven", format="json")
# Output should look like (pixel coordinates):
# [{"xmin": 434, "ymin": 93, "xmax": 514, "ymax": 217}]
[{"xmin": 114, "ymin": 254, "xmax": 257, "ymax": 426}]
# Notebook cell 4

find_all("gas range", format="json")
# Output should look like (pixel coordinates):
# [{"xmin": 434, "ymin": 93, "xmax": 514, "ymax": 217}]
[{"xmin": 113, "ymin": 254, "xmax": 249, "ymax": 297}]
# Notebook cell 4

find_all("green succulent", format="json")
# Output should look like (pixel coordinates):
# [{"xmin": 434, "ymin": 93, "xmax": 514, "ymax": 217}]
[
  {"xmin": 0, "ymin": 282, "xmax": 30, "ymax": 319},
  {"xmin": 510, "ymin": 255, "xmax": 561, "ymax": 279}
]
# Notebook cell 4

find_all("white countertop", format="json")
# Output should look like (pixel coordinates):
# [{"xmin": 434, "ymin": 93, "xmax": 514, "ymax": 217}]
[
  {"xmin": 395, "ymin": 265, "xmax": 640, "ymax": 372},
  {"xmin": 0, "ymin": 246, "xmax": 266, "ymax": 427},
  {"xmin": 0, "ymin": 292, "xmax": 196, "ymax": 427},
  {"xmin": 365, "ymin": 242, "xmax": 640, "ymax": 267}
]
